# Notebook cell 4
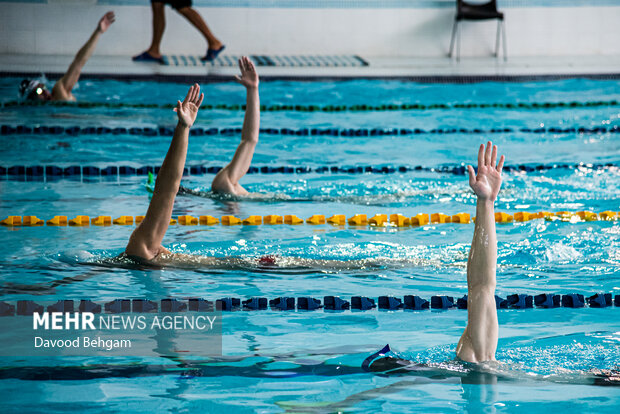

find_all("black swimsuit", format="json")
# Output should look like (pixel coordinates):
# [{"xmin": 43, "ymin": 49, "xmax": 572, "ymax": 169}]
[{"xmin": 152, "ymin": 0, "xmax": 192, "ymax": 11}]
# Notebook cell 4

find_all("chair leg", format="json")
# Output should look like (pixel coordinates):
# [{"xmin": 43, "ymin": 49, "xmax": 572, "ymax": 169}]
[
  {"xmin": 501, "ymin": 20, "xmax": 507, "ymax": 61},
  {"xmin": 495, "ymin": 20, "xmax": 501, "ymax": 58},
  {"xmin": 456, "ymin": 21, "xmax": 461, "ymax": 62},
  {"xmin": 449, "ymin": 20, "xmax": 458, "ymax": 58}
]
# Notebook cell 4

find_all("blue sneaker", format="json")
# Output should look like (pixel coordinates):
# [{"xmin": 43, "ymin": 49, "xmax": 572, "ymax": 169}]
[
  {"xmin": 132, "ymin": 51, "xmax": 164, "ymax": 64},
  {"xmin": 201, "ymin": 45, "xmax": 225, "ymax": 62}
]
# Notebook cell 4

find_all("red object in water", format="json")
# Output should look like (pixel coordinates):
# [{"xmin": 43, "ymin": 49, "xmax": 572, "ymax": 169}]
[{"xmin": 258, "ymin": 255, "xmax": 277, "ymax": 266}]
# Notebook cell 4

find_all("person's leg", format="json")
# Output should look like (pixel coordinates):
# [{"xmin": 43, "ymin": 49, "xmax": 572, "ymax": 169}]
[
  {"xmin": 177, "ymin": 6, "xmax": 223, "ymax": 51},
  {"xmin": 146, "ymin": 1, "xmax": 166, "ymax": 58}
]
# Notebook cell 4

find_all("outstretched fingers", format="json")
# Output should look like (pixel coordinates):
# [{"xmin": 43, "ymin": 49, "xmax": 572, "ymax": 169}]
[
  {"xmin": 196, "ymin": 92, "xmax": 204, "ymax": 107},
  {"xmin": 191, "ymin": 83, "xmax": 200, "ymax": 103},
  {"xmin": 183, "ymin": 83, "xmax": 200, "ymax": 105},
  {"xmin": 245, "ymin": 56, "xmax": 255, "ymax": 72},
  {"xmin": 496, "ymin": 155, "xmax": 505, "ymax": 173},
  {"xmin": 182, "ymin": 85, "xmax": 193, "ymax": 105},
  {"xmin": 491, "ymin": 145, "xmax": 497, "ymax": 167},
  {"xmin": 477, "ymin": 143, "xmax": 484, "ymax": 169},
  {"xmin": 104, "ymin": 11, "xmax": 115, "ymax": 23},
  {"xmin": 190, "ymin": 83, "xmax": 199, "ymax": 103},
  {"xmin": 484, "ymin": 141, "xmax": 492, "ymax": 165},
  {"xmin": 467, "ymin": 165, "xmax": 476, "ymax": 187}
]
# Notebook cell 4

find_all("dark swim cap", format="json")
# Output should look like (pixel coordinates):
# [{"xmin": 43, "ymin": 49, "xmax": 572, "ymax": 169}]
[{"xmin": 19, "ymin": 79, "xmax": 47, "ymax": 100}]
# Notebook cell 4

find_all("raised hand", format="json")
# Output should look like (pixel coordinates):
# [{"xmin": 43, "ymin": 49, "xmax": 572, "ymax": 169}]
[
  {"xmin": 234, "ymin": 56, "xmax": 259, "ymax": 89},
  {"xmin": 98, "ymin": 11, "xmax": 115, "ymax": 34},
  {"xmin": 173, "ymin": 84, "xmax": 204, "ymax": 127},
  {"xmin": 467, "ymin": 141, "xmax": 505, "ymax": 202}
]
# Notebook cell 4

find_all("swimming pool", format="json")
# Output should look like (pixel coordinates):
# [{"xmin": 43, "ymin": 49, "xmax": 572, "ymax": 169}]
[{"xmin": 0, "ymin": 77, "xmax": 619, "ymax": 412}]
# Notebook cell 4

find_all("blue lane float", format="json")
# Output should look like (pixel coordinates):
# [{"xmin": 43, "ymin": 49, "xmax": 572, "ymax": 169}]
[
  {"xmin": 79, "ymin": 300, "xmax": 102, "ymax": 313},
  {"xmin": 404, "ymin": 295, "xmax": 429, "ymax": 310},
  {"xmin": 188, "ymin": 298, "xmax": 213, "ymax": 311},
  {"xmin": 562, "ymin": 294, "xmax": 585, "ymax": 308},
  {"xmin": 431, "ymin": 296, "xmax": 454, "ymax": 309},
  {"xmin": 2, "ymin": 162, "xmax": 617, "ymax": 180},
  {"xmin": 378, "ymin": 296, "xmax": 403, "ymax": 310},
  {"xmin": 133, "ymin": 299, "xmax": 158, "ymax": 313},
  {"xmin": 0, "ymin": 302, "xmax": 16, "ymax": 315},
  {"xmin": 324, "ymin": 296, "xmax": 350, "ymax": 310},
  {"xmin": 352, "ymin": 296, "xmax": 376, "ymax": 310},
  {"xmin": 2, "ymin": 98, "xmax": 618, "ymax": 112},
  {"xmin": 243, "ymin": 297, "xmax": 268, "ymax": 310},
  {"xmin": 587, "ymin": 293, "xmax": 612, "ymax": 308},
  {"xmin": 1, "ymin": 293, "xmax": 619, "ymax": 316},
  {"xmin": 269, "ymin": 297, "xmax": 295, "ymax": 311},
  {"xmin": 161, "ymin": 298, "xmax": 187, "ymax": 312},
  {"xmin": 47, "ymin": 300, "xmax": 74, "ymax": 312},
  {"xmin": 298, "ymin": 297, "xmax": 322, "ymax": 310},
  {"xmin": 15, "ymin": 300, "xmax": 43, "ymax": 315},
  {"xmin": 104, "ymin": 299, "xmax": 131, "ymax": 314},
  {"xmin": 534, "ymin": 293, "xmax": 561, "ymax": 308},
  {"xmin": 216, "ymin": 297, "xmax": 241, "ymax": 311},
  {"xmin": 1, "ymin": 124, "xmax": 618, "ymax": 138},
  {"xmin": 507, "ymin": 294, "xmax": 533, "ymax": 309}
]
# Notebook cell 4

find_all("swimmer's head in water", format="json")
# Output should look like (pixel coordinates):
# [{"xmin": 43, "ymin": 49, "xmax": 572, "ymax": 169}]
[{"xmin": 19, "ymin": 79, "xmax": 51, "ymax": 102}]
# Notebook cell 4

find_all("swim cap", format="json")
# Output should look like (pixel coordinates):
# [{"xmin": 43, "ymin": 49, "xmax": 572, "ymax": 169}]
[
  {"xmin": 258, "ymin": 255, "xmax": 277, "ymax": 266},
  {"xmin": 19, "ymin": 79, "xmax": 48, "ymax": 100}
]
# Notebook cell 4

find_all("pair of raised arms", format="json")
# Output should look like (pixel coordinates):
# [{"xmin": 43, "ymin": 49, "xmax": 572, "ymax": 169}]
[{"xmin": 124, "ymin": 58, "xmax": 258, "ymax": 260}]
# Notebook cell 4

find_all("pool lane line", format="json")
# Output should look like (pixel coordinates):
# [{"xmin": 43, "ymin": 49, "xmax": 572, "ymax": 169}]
[
  {"xmin": 1, "ymin": 124, "xmax": 618, "ymax": 137},
  {"xmin": 1, "ymin": 293, "xmax": 617, "ymax": 315},
  {"xmin": 1, "ymin": 162, "xmax": 618, "ymax": 180},
  {"xmin": 1, "ymin": 99, "xmax": 618, "ymax": 112},
  {"xmin": 1, "ymin": 211, "xmax": 618, "ymax": 227}
]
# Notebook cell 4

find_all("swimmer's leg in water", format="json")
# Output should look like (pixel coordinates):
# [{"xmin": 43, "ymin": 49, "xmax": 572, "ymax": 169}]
[
  {"xmin": 125, "ymin": 84, "xmax": 204, "ymax": 262},
  {"xmin": 211, "ymin": 57, "xmax": 260, "ymax": 196}
]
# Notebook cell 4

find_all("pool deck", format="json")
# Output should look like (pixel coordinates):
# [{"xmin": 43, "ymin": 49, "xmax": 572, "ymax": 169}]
[{"xmin": 1, "ymin": 54, "xmax": 620, "ymax": 82}]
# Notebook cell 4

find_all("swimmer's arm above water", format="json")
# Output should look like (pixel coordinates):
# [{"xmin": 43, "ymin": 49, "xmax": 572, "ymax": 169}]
[
  {"xmin": 456, "ymin": 141, "xmax": 505, "ymax": 363},
  {"xmin": 53, "ymin": 11, "xmax": 115, "ymax": 100},
  {"xmin": 125, "ymin": 84, "xmax": 204, "ymax": 260},
  {"xmin": 212, "ymin": 57, "xmax": 260, "ymax": 193}
]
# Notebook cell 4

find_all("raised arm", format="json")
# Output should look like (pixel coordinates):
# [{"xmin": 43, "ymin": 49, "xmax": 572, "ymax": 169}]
[
  {"xmin": 54, "ymin": 12, "xmax": 115, "ymax": 98},
  {"xmin": 125, "ymin": 84, "xmax": 204, "ymax": 260},
  {"xmin": 211, "ymin": 57, "xmax": 259, "ymax": 194},
  {"xmin": 456, "ymin": 141, "xmax": 505, "ymax": 363}
]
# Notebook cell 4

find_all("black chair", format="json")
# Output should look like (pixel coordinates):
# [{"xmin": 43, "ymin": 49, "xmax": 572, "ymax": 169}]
[{"xmin": 448, "ymin": 0, "xmax": 506, "ymax": 61}]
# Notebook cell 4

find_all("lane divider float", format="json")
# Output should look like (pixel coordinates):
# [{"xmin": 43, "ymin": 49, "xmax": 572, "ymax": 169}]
[
  {"xmin": 2, "ymin": 99, "xmax": 618, "ymax": 112},
  {"xmin": 1, "ymin": 162, "xmax": 617, "ymax": 179},
  {"xmin": 1, "ymin": 124, "xmax": 617, "ymax": 138},
  {"xmin": 2, "ymin": 211, "xmax": 618, "ymax": 228},
  {"xmin": 2, "ymin": 292, "xmax": 618, "ymax": 315}
]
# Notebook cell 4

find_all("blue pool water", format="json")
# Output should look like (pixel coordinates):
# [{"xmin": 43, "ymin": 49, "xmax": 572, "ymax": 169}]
[{"xmin": 0, "ymin": 77, "xmax": 619, "ymax": 412}]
